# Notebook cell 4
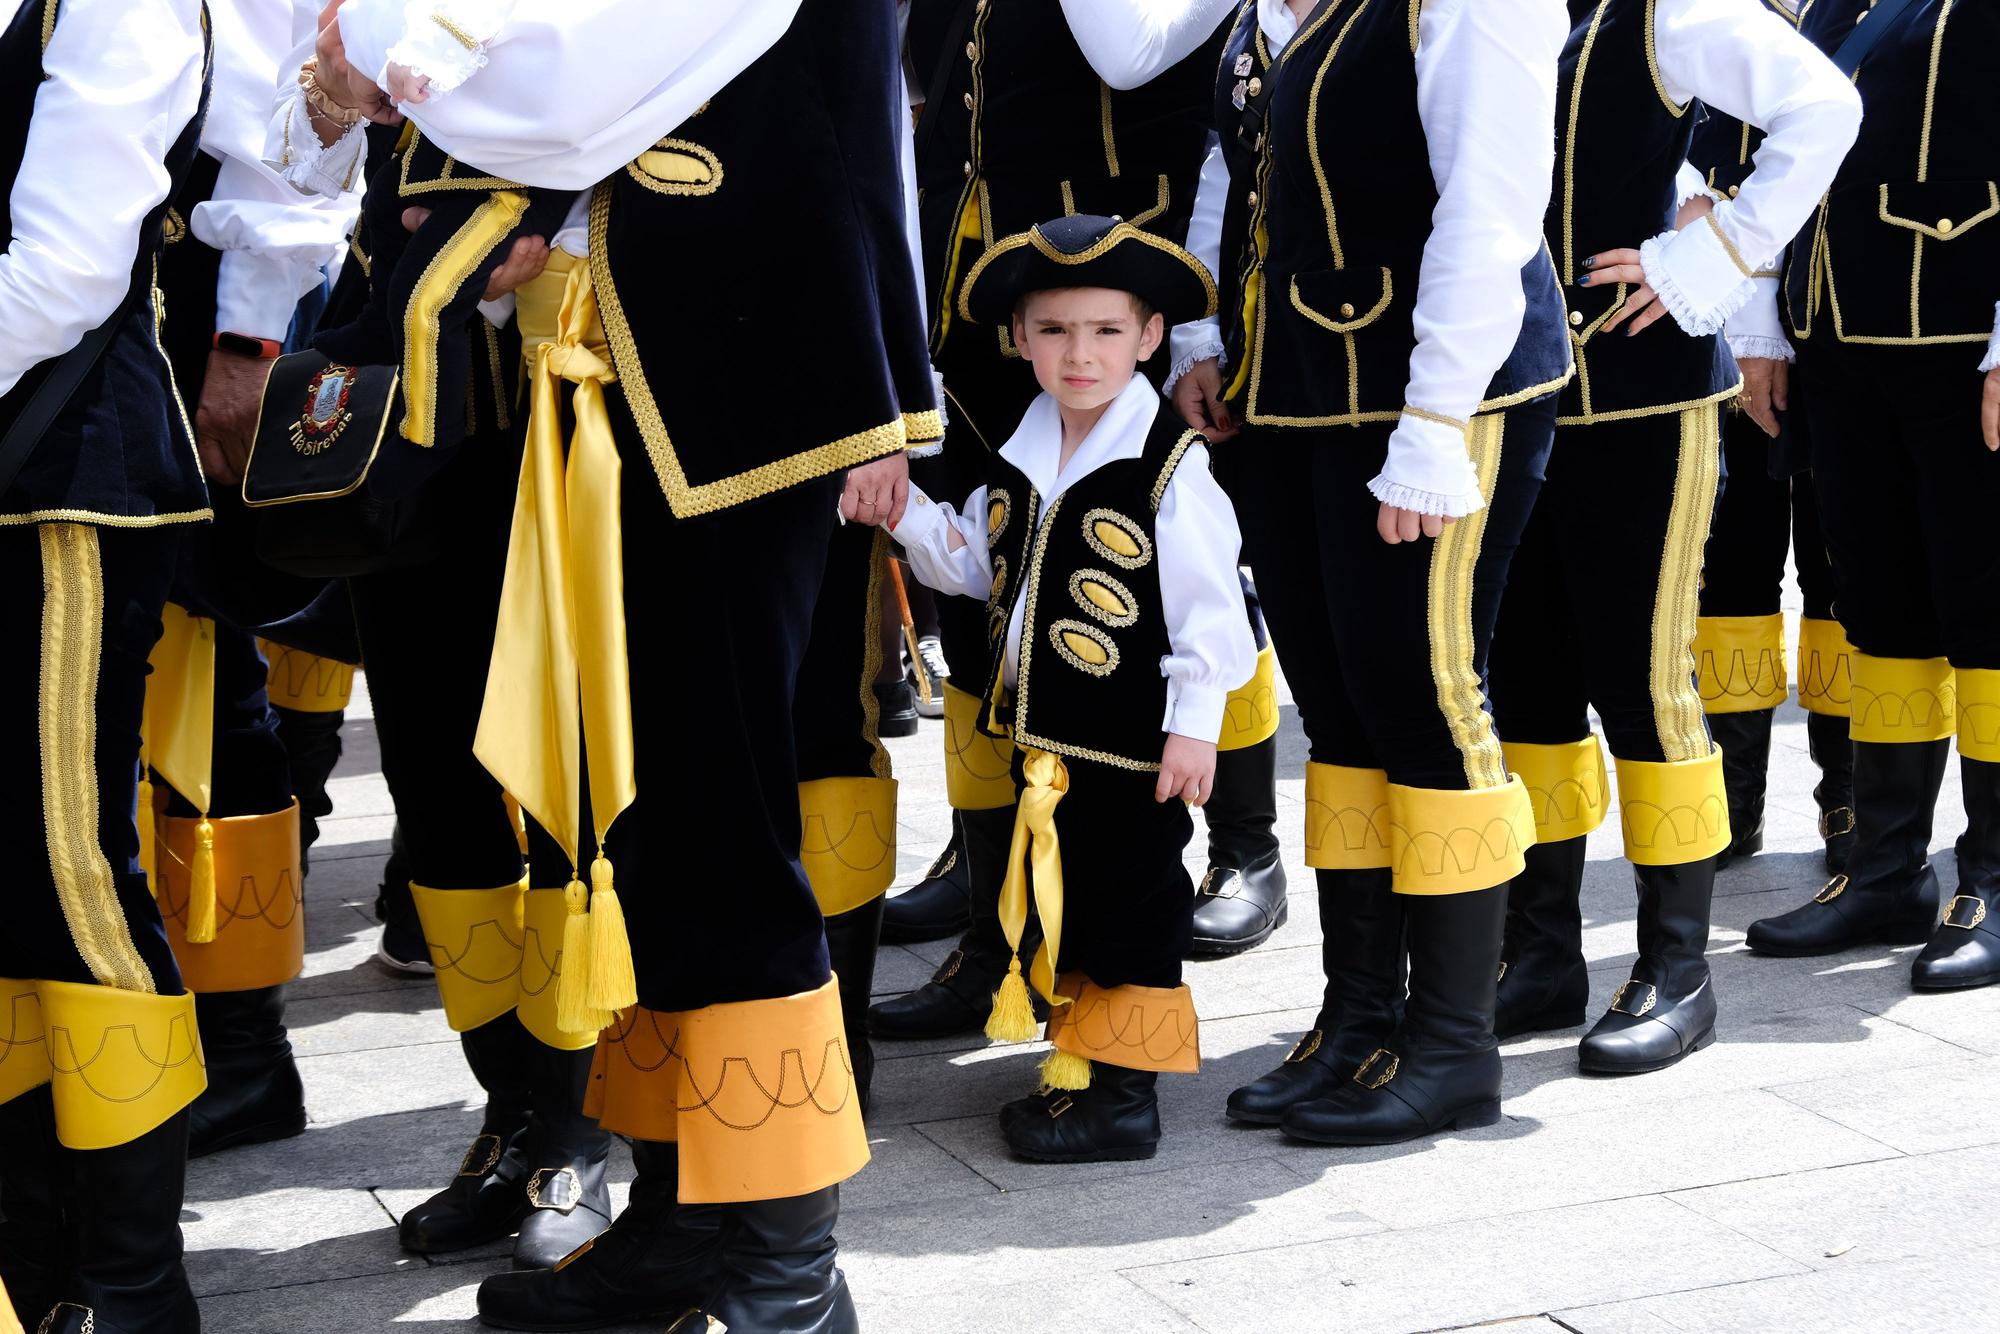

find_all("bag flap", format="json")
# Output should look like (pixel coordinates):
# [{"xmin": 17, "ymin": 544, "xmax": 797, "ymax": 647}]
[
  {"xmin": 242, "ymin": 351, "xmax": 402, "ymax": 508},
  {"xmin": 1877, "ymin": 180, "xmax": 2000, "ymax": 242}
]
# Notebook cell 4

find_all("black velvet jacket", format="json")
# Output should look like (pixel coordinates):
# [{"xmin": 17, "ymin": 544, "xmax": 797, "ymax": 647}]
[
  {"xmin": 593, "ymin": 0, "xmax": 939, "ymax": 519},
  {"xmin": 0, "ymin": 0, "xmax": 211, "ymax": 525},
  {"xmin": 1213, "ymin": 0, "xmax": 1570, "ymax": 429},
  {"xmin": 1787, "ymin": 0, "xmax": 2000, "ymax": 346}
]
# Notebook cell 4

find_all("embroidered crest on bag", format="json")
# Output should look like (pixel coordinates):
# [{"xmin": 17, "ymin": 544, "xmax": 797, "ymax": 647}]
[{"xmin": 291, "ymin": 364, "xmax": 356, "ymax": 456}]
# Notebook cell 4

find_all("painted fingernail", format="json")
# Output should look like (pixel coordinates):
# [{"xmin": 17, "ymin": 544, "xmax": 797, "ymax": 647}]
[
  {"xmin": 1578, "ymin": 274, "xmax": 1591, "ymax": 286},
  {"xmin": 1582, "ymin": 256, "xmax": 1596, "ymax": 269}
]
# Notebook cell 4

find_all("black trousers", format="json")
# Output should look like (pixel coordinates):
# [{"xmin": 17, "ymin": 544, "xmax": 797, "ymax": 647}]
[
  {"xmin": 1699, "ymin": 406, "xmax": 1835, "ymax": 625},
  {"xmin": 1222, "ymin": 402, "xmax": 1553, "ymax": 788},
  {"xmin": 793, "ymin": 521, "xmax": 892, "ymax": 787},
  {"xmin": 1490, "ymin": 406, "xmax": 1723, "ymax": 764},
  {"xmin": 1804, "ymin": 339, "xmax": 2000, "ymax": 671},
  {"xmin": 0, "ymin": 524, "xmax": 184, "ymax": 994}
]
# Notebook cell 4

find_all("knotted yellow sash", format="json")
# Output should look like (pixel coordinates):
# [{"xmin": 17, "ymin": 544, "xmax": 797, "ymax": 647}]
[
  {"xmin": 144, "ymin": 605, "xmax": 217, "ymax": 939},
  {"xmin": 474, "ymin": 252, "xmax": 637, "ymax": 1034},
  {"xmin": 985, "ymin": 747, "xmax": 1071, "ymax": 1042}
]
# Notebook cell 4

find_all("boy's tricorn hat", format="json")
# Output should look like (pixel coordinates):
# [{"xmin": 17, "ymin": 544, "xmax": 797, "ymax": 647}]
[{"xmin": 958, "ymin": 214, "xmax": 1218, "ymax": 329}]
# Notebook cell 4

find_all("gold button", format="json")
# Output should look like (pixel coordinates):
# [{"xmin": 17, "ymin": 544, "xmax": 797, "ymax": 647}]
[
  {"xmin": 1338, "ymin": 302, "xmax": 1356, "ymax": 318},
  {"xmin": 1938, "ymin": 218, "xmax": 1955, "ymax": 234},
  {"xmin": 963, "ymin": 92, "xmax": 974, "ymax": 111},
  {"xmin": 1247, "ymin": 77, "xmax": 1262, "ymax": 97},
  {"xmin": 1569, "ymin": 309, "xmax": 1585, "ymax": 326},
  {"xmin": 965, "ymin": 40, "xmax": 978, "ymax": 59},
  {"xmin": 962, "ymin": 161, "xmax": 973, "ymax": 178},
  {"xmin": 1728, "ymin": 184, "xmax": 1741, "ymax": 198},
  {"xmin": 1246, "ymin": 190, "xmax": 1259, "ymax": 208}
]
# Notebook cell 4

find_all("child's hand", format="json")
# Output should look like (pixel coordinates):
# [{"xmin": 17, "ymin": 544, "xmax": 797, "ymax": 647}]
[
  {"xmin": 1157, "ymin": 734, "xmax": 1218, "ymax": 806},
  {"xmin": 386, "ymin": 62, "xmax": 432, "ymax": 106}
]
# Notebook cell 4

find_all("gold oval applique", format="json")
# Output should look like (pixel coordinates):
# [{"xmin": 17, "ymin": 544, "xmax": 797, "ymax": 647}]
[
  {"xmin": 1081, "ymin": 508, "xmax": 1152, "ymax": 569},
  {"xmin": 1069, "ymin": 570, "xmax": 1138, "ymax": 628},
  {"xmin": 1048, "ymin": 619, "xmax": 1119, "ymax": 677},
  {"xmin": 986, "ymin": 555, "xmax": 1009, "ymax": 608},
  {"xmin": 627, "ymin": 138, "xmax": 723, "ymax": 197},
  {"xmin": 987, "ymin": 489, "xmax": 1012, "ymax": 542}
]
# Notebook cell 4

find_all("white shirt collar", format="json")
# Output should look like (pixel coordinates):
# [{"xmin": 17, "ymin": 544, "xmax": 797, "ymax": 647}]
[
  {"xmin": 998, "ymin": 375, "xmax": 1161, "ymax": 506},
  {"xmin": 1258, "ymin": 0, "xmax": 1304, "ymax": 54}
]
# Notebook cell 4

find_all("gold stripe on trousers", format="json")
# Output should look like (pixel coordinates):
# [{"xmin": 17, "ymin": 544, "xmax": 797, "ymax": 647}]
[
  {"xmin": 1426, "ymin": 413, "xmax": 1509, "ymax": 790},
  {"xmin": 1650, "ymin": 405, "xmax": 1724, "ymax": 763}
]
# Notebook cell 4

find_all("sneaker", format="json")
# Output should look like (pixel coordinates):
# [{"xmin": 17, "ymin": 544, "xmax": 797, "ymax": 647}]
[{"xmin": 913, "ymin": 635, "xmax": 949, "ymax": 718}]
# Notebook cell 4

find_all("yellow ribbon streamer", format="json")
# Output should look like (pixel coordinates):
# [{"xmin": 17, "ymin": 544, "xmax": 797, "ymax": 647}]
[
  {"xmin": 474, "ymin": 255, "xmax": 638, "ymax": 1029},
  {"xmin": 988, "ymin": 748, "xmax": 1071, "ymax": 1040}
]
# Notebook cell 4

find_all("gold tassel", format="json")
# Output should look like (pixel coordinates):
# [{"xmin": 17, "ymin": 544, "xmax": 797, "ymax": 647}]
[
  {"xmin": 985, "ymin": 955, "xmax": 1039, "ymax": 1043},
  {"xmin": 1040, "ymin": 1048, "xmax": 1092, "ymax": 1091},
  {"xmin": 185, "ymin": 817, "xmax": 218, "ymax": 943},
  {"xmin": 584, "ymin": 855, "xmax": 637, "ymax": 1014},
  {"xmin": 136, "ymin": 774, "xmax": 157, "ymax": 894},
  {"xmin": 555, "ymin": 875, "xmax": 603, "ymax": 1034}
]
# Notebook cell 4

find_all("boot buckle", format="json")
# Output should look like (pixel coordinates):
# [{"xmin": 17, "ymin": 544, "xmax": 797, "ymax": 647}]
[
  {"xmin": 457, "ymin": 1133, "xmax": 504, "ymax": 1178},
  {"xmin": 1197, "ymin": 866, "xmax": 1240, "ymax": 900},
  {"xmin": 1353, "ymin": 1048, "xmax": 1398, "ymax": 1089},
  {"xmin": 1813, "ymin": 875, "xmax": 1850, "ymax": 905},
  {"xmin": 37, "ymin": 1304, "xmax": 93, "ymax": 1334},
  {"xmin": 1944, "ymin": 895, "xmax": 1989, "ymax": 931},
  {"xmin": 526, "ymin": 1166, "xmax": 582, "ymax": 1213},
  {"xmin": 1285, "ymin": 1030, "xmax": 1323, "ymax": 1064},
  {"xmin": 1609, "ymin": 981, "xmax": 1658, "ymax": 1017},
  {"xmin": 1047, "ymin": 1094, "xmax": 1075, "ymax": 1119},
  {"xmin": 932, "ymin": 949, "xmax": 965, "ymax": 984},
  {"xmin": 1819, "ymin": 806, "xmax": 1855, "ymax": 840}
]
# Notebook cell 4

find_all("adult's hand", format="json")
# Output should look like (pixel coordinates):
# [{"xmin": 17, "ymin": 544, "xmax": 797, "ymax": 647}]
[
  {"xmin": 841, "ymin": 451, "xmax": 910, "ymax": 529},
  {"xmin": 401, "ymin": 207, "xmax": 551, "ymax": 301},
  {"xmin": 1583, "ymin": 247, "xmax": 1669, "ymax": 338},
  {"xmin": 1738, "ymin": 357, "xmax": 1789, "ymax": 440},
  {"xmin": 195, "ymin": 349, "xmax": 272, "ymax": 486},
  {"xmin": 315, "ymin": 1, "xmax": 399, "ymax": 125},
  {"xmin": 1376, "ymin": 503, "xmax": 1450, "ymax": 545},
  {"xmin": 1170, "ymin": 357, "xmax": 1237, "ymax": 441}
]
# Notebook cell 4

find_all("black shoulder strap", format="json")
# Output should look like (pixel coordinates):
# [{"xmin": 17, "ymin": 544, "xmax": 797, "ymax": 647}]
[
  {"xmin": 0, "ymin": 286, "xmax": 144, "ymax": 503},
  {"xmin": 913, "ymin": 0, "xmax": 978, "ymax": 168},
  {"xmin": 1830, "ymin": 0, "xmax": 1920, "ymax": 76}
]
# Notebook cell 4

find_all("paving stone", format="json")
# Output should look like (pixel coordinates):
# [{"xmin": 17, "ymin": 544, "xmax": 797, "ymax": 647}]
[
  {"xmin": 1858, "ymin": 983, "xmax": 2000, "ymax": 1057},
  {"xmin": 194, "ymin": 1265, "xmax": 496, "ymax": 1333},
  {"xmin": 180, "ymin": 1186, "xmax": 402, "ymax": 1298},
  {"xmin": 1124, "ymin": 1195, "xmax": 1802, "ymax": 1334},
  {"xmin": 849, "ymin": 1272, "xmax": 1203, "ymax": 1334},
  {"xmin": 1769, "ymin": 1052, "xmax": 2000, "ymax": 1155}
]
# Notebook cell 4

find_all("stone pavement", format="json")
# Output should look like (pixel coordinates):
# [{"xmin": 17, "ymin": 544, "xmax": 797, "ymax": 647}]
[{"xmin": 187, "ymin": 618, "xmax": 1991, "ymax": 1334}]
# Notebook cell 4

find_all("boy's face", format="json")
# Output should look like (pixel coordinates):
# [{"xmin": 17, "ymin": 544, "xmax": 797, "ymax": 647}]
[{"xmin": 1011, "ymin": 287, "xmax": 1164, "ymax": 415}]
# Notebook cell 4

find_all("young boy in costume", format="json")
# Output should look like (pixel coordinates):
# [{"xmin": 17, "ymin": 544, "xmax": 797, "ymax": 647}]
[{"xmin": 883, "ymin": 214, "xmax": 1255, "ymax": 1162}]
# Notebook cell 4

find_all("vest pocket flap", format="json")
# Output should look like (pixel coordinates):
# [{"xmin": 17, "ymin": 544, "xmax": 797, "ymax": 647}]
[
  {"xmin": 1287, "ymin": 267, "xmax": 1393, "ymax": 333},
  {"xmin": 1876, "ymin": 180, "xmax": 1999, "ymax": 242}
]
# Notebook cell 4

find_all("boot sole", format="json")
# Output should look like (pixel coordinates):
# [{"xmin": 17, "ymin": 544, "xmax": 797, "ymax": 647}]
[
  {"xmin": 1008, "ymin": 1141, "xmax": 1158, "ymax": 1164},
  {"xmin": 1284, "ymin": 1098, "xmax": 1502, "ymax": 1147},
  {"xmin": 1748, "ymin": 922, "xmax": 1936, "ymax": 958},
  {"xmin": 479, "ymin": 1306, "xmax": 685, "ymax": 1333},
  {"xmin": 1186, "ymin": 901, "xmax": 1291, "ymax": 960},
  {"xmin": 1223, "ymin": 1104, "xmax": 1287, "ymax": 1126},
  {"xmin": 189, "ymin": 1108, "xmax": 308, "ymax": 1159},
  {"xmin": 1577, "ymin": 1026, "xmax": 1716, "ymax": 1077},
  {"xmin": 1910, "ymin": 970, "xmax": 2000, "ymax": 993}
]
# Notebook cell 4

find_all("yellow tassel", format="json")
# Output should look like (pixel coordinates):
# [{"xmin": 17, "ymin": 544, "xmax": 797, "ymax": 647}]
[
  {"xmin": 136, "ymin": 774, "xmax": 158, "ymax": 894},
  {"xmin": 985, "ymin": 956, "xmax": 1039, "ymax": 1043},
  {"xmin": 555, "ymin": 876, "xmax": 605, "ymax": 1035},
  {"xmin": 584, "ymin": 855, "xmax": 638, "ymax": 1014},
  {"xmin": 185, "ymin": 818, "xmax": 218, "ymax": 943},
  {"xmin": 1039, "ymin": 1048, "xmax": 1092, "ymax": 1091}
]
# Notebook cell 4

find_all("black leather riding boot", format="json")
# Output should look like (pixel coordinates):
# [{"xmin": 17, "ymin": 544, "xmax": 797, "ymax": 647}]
[
  {"xmin": 1913, "ymin": 757, "xmax": 2000, "ymax": 991},
  {"xmin": 1281, "ymin": 884, "xmax": 1505, "ymax": 1146},
  {"xmin": 1002, "ymin": 1062, "xmax": 1162, "ymax": 1163},
  {"xmin": 824, "ymin": 894, "xmax": 886, "ymax": 1113},
  {"xmin": 1709, "ymin": 709, "xmax": 1772, "ymax": 868},
  {"xmin": 48, "ymin": 1111, "xmax": 200, "ymax": 1334},
  {"xmin": 880, "ymin": 812, "xmax": 973, "ymax": 945},
  {"xmin": 1494, "ymin": 836, "xmax": 1590, "ymax": 1038},
  {"xmin": 511, "ymin": 1038, "xmax": 613, "ymax": 1269},
  {"xmin": 400, "ymin": 1010, "xmax": 535, "ymax": 1254},
  {"xmin": 478, "ymin": 1139, "xmax": 723, "ymax": 1331},
  {"xmin": 1579, "ymin": 858, "xmax": 1718, "ymax": 1074},
  {"xmin": 0, "ymin": 1086, "xmax": 69, "ymax": 1326},
  {"xmin": 1226, "ymin": 868, "xmax": 1404, "ymax": 1124},
  {"xmin": 676, "ymin": 1187, "xmax": 857, "ymax": 1334},
  {"xmin": 1189, "ymin": 734, "xmax": 1289, "ymax": 958},
  {"xmin": 187, "ymin": 984, "xmax": 307, "ymax": 1157},
  {"xmin": 1807, "ymin": 711, "xmax": 1857, "ymax": 874},
  {"xmin": 1747, "ymin": 739, "xmax": 1948, "ymax": 956}
]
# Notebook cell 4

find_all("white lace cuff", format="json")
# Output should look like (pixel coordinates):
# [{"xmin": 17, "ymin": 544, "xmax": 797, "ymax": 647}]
[
  {"xmin": 1640, "ymin": 213, "xmax": 1760, "ymax": 337},
  {"xmin": 1727, "ymin": 334, "xmax": 1794, "ymax": 363},
  {"xmin": 1366, "ymin": 411, "xmax": 1487, "ymax": 519},
  {"xmin": 1166, "ymin": 318, "xmax": 1224, "ymax": 396},
  {"xmin": 1982, "ymin": 301, "xmax": 2000, "ymax": 374},
  {"xmin": 1674, "ymin": 160, "xmax": 1715, "ymax": 210},
  {"xmin": 265, "ymin": 85, "xmax": 369, "ymax": 200},
  {"xmin": 383, "ymin": 4, "xmax": 501, "ymax": 99}
]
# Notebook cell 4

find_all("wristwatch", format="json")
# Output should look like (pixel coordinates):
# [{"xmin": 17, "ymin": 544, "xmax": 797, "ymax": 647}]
[{"xmin": 214, "ymin": 330, "xmax": 284, "ymax": 360}]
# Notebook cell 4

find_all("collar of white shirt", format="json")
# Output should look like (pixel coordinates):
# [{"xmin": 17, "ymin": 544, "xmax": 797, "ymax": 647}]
[{"xmin": 998, "ymin": 374, "xmax": 1163, "ymax": 507}]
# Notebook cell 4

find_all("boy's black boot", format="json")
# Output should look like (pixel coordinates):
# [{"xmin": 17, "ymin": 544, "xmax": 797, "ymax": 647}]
[
  {"xmin": 1281, "ymin": 885, "xmax": 1505, "ymax": 1146},
  {"xmin": 823, "ymin": 894, "xmax": 887, "ymax": 1113},
  {"xmin": 679, "ymin": 1188, "xmax": 858, "ymax": 1334},
  {"xmin": 1746, "ymin": 739, "xmax": 1948, "ymax": 956},
  {"xmin": 1912, "ymin": 758, "xmax": 2000, "ymax": 991},
  {"xmin": 1495, "ymin": 837, "xmax": 1590, "ymax": 1039},
  {"xmin": 881, "ymin": 811, "xmax": 974, "ymax": 944},
  {"xmin": 1808, "ymin": 711, "xmax": 1857, "ymax": 874},
  {"xmin": 0, "ymin": 1085, "xmax": 69, "ymax": 1326},
  {"xmin": 1578, "ymin": 858, "xmax": 1718, "ymax": 1074},
  {"xmin": 478, "ymin": 1140, "xmax": 723, "ymax": 1331},
  {"xmin": 53, "ymin": 1111, "xmax": 201, "ymax": 1334},
  {"xmin": 401, "ymin": 1011, "xmax": 536, "ymax": 1255},
  {"xmin": 511, "ymin": 1039, "xmax": 613, "ymax": 1270},
  {"xmin": 1709, "ymin": 709, "xmax": 1772, "ymax": 868},
  {"xmin": 1003, "ymin": 1063, "xmax": 1161, "ymax": 1163},
  {"xmin": 1188, "ymin": 734, "xmax": 1288, "ymax": 958},
  {"xmin": 1226, "ymin": 868, "xmax": 1404, "ymax": 1123},
  {"xmin": 187, "ymin": 984, "xmax": 307, "ymax": 1157}
]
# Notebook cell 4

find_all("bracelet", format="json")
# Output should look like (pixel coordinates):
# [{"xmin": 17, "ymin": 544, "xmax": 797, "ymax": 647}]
[{"xmin": 298, "ymin": 60, "xmax": 368, "ymax": 128}]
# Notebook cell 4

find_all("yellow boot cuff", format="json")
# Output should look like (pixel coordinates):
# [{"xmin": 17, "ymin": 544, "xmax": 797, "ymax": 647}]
[
  {"xmin": 259, "ymin": 639, "xmax": 356, "ymax": 713},
  {"xmin": 671, "ymin": 977, "xmax": 870, "ymax": 1203},
  {"xmin": 799, "ymin": 776, "xmax": 898, "ymax": 917},
  {"xmin": 1303, "ymin": 762, "xmax": 1392, "ymax": 870},
  {"xmin": 1957, "ymin": 668, "xmax": 2000, "ymax": 763},
  {"xmin": 1693, "ymin": 614, "xmax": 1788, "ymax": 713},
  {"xmin": 159, "ymin": 802, "xmax": 305, "ymax": 992},
  {"xmin": 1851, "ymin": 654, "xmax": 1957, "ymax": 744},
  {"xmin": 1504, "ymin": 738, "xmax": 1610, "ymax": 843},
  {"xmin": 942, "ymin": 681, "xmax": 1017, "ymax": 811},
  {"xmin": 1615, "ymin": 750, "xmax": 1731, "ymax": 865},
  {"xmin": 517, "ymin": 887, "xmax": 600, "ymax": 1051},
  {"xmin": 1796, "ymin": 618, "xmax": 1854, "ymax": 717},
  {"xmin": 586, "ymin": 1006, "xmax": 676, "ymax": 1141},
  {"xmin": 40, "ymin": 981, "xmax": 205, "ymax": 1150},
  {"xmin": 1384, "ymin": 777, "xmax": 1534, "ymax": 894},
  {"xmin": 1044, "ymin": 974, "xmax": 1199, "ymax": 1074},
  {"xmin": 1217, "ymin": 644, "xmax": 1280, "ymax": 751},
  {"xmin": 411, "ymin": 880, "xmax": 527, "ymax": 1032},
  {"xmin": 0, "ymin": 980, "xmax": 51, "ymax": 1105}
]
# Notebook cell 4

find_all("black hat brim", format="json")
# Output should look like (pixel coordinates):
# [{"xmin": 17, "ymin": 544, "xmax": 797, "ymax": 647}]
[{"xmin": 959, "ymin": 220, "xmax": 1218, "ymax": 329}]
